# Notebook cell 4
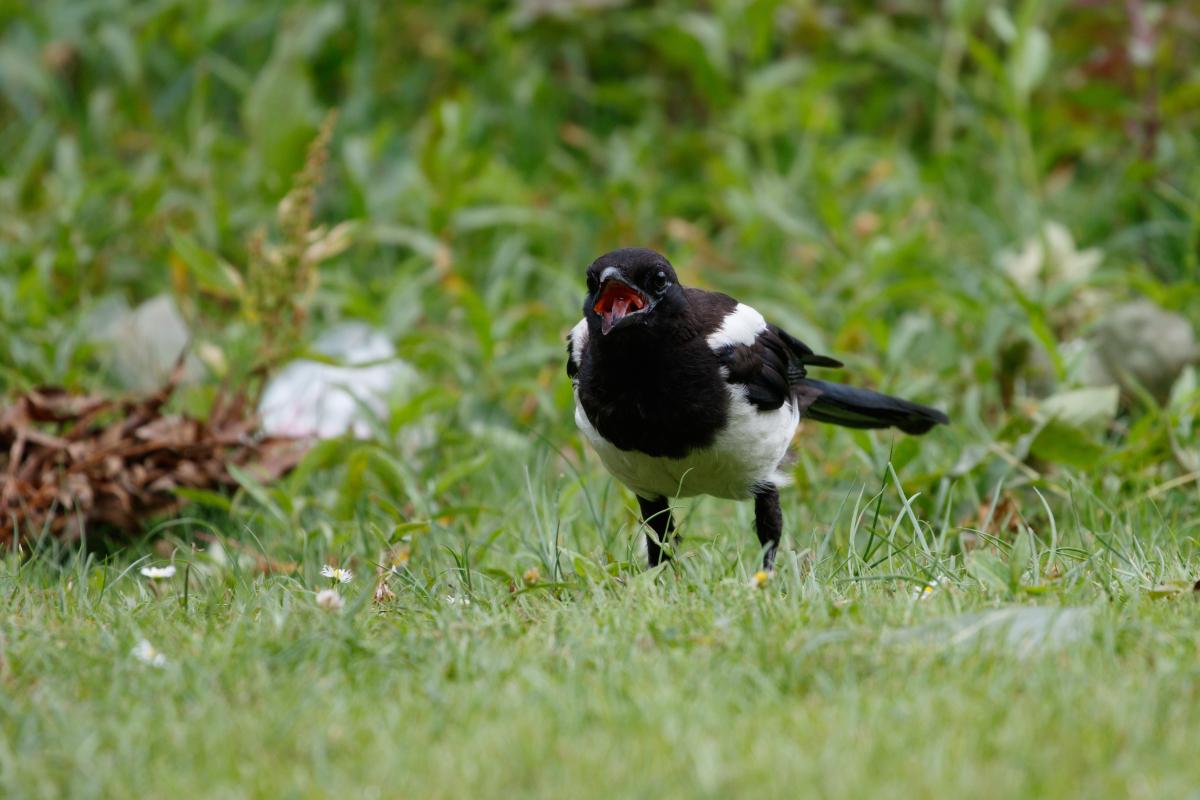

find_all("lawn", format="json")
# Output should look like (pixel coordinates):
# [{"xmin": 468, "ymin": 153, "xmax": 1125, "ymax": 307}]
[{"xmin": 2, "ymin": 2, "xmax": 1199, "ymax": 798}]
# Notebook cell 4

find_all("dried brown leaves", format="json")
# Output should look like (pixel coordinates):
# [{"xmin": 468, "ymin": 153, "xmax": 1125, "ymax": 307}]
[{"xmin": 0, "ymin": 368, "xmax": 309, "ymax": 546}]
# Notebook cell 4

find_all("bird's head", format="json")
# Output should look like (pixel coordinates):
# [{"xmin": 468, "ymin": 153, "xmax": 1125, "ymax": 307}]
[{"xmin": 583, "ymin": 248, "xmax": 682, "ymax": 336}]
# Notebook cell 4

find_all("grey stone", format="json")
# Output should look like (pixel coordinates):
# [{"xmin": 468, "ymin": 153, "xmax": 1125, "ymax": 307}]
[{"xmin": 1085, "ymin": 299, "xmax": 1198, "ymax": 404}]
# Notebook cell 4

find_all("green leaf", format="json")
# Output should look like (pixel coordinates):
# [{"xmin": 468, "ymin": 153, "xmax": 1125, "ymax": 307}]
[
  {"xmin": 365, "ymin": 449, "xmax": 412, "ymax": 504},
  {"xmin": 227, "ymin": 464, "xmax": 289, "ymax": 525},
  {"xmin": 1029, "ymin": 418, "xmax": 1107, "ymax": 468},
  {"xmin": 968, "ymin": 553, "xmax": 1011, "ymax": 594},
  {"xmin": 1010, "ymin": 529, "xmax": 1033, "ymax": 590},
  {"xmin": 479, "ymin": 567, "xmax": 514, "ymax": 585},
  {"xmin": 170, "ymin": 231, "xmax": 244, "ymax": 298},
  {"xmin": 173, "ymin": 487, "xmax": 233, "ymax": 512},
  {"xmin": 291, "ymin": 4, "xmax": 345, "ymax": 57},
  {"xmin": 1168, "ymin": 365, "xmax": 1197, "ymax": 411},
  {"xmin": 242, "ymin": 50, "xmax": 319, "ymax": 182},
  {"xmin": 573, "ymin": 556, "xmax": 607, "ymax": 583},
  {"xmin": 97, "ymin": 23, "xmax": 141, "ymax": 85},
  {"xmin": 286, "ymin": 438, "xmax": 359, "ymax": 488},
  {"xmin": 391, "ymin": 520, "xmax": 431, "ymax": 537},
  {"xmin": 1039, "ymin": 387, "xmax": 1119, "ymax": 430},
  {"xmin": 458, "ymin": 286, "xmax": 494, "ymax": 361},
  {"xmin": 1147, "ymin": 582, "xmax": 1194, "ymax": 599},
  {"xmin": 433, "ymin": 452, "xmax": 490, "ymax": 496},
  {"xmin": 1010, "ymin": 27, "xmax": 1050, "ymax": 100},
  {"xmin": 986, "ymin": 7, "xmax": 1017, "ymax": 42},
  {"xmin": 676, "ymin": 13, "xmax": 730, "ymax": 76}
]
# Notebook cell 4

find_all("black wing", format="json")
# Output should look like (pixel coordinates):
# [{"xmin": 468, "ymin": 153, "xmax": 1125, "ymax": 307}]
[
  {"xmin": 717, "ymin": 324, "xmax": 842, "ymax": 412},
  {"xmin": 770, "ymin": 324, "xmax": 843, "ymax": 381}
]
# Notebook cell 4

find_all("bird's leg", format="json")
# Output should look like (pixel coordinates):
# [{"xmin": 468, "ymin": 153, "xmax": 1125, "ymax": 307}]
[
  {"xmin": 753, "ymin": 484, "xmax": 783, "ymax": 571},
  {"xmin": 637, "ymin": 495, "xmax": 676, "ymax": 568}
]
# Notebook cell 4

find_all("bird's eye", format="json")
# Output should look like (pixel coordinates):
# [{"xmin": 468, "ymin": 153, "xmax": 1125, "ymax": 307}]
[{"xmin": 652, "ymin": 271, "xmax": 669, "ymax": 291}]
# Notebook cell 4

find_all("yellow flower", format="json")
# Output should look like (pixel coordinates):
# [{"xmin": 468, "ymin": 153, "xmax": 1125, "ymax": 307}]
[
  {"xmin": 522, "ymin": 567, "xmax": 541, "ymax": 585},
  {"xmin": 751, "ymin": 570, "xmax": 771, "ymax": 589}
]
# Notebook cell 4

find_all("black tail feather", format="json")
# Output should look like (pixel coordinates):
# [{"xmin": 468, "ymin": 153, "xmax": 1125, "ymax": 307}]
[{"xmin": 797, "ymin": 379, "xmax": 949, "ymax": 435}]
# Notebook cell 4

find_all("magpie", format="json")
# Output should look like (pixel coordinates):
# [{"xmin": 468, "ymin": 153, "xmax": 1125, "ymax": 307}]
[{"xmin": 567, "ymin": 247, "xmax": 949, "ymax": 571}]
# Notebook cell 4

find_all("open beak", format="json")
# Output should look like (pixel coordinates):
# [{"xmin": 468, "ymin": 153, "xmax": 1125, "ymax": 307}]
[{"xmin": 593, "ymin": 277, "xmax": 649, "ymax": 335}]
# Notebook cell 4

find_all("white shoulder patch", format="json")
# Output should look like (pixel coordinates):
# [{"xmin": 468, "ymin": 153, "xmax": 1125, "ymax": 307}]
[
  {"xmin": 569, "ymin": 318, "xmax": 588, "ymax": 368},
  {"xmin": 705, "ymin": 303, "xmax": 767, "ymax": 351}
]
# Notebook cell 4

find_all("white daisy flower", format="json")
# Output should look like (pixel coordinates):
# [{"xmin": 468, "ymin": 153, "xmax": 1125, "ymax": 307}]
[
  {"xmin": 315, "ymin": 588, "xmax": 345, "ymax": 612},
  {"xmin": 444, "ymin": 594, "xmax": 472, "ymax": 606},
  {"xmin": 131, "ymin": 639, "xmax": 168, "ymax": 667},
  {"xmin": 140, "ymin": 565, "xmax": 176, "ymax": 579},
  {"xmin": 320, "ymin": 565, "xmax": 353, "ymax": 583},
  {"xmin": 913, "ymin": 578, "xmax": 941, "ymax": 600}
]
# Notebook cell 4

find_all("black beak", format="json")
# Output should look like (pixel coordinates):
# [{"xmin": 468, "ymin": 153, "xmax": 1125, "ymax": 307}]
[{"xmin": 593, "ymin": 268, "xmax": 650, "ymax": 334}]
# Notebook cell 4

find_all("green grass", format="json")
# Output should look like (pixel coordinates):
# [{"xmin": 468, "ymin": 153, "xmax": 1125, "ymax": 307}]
[
  {"xmin": 4, "ymin": 502, "xmax": 1200, "ymax": 798},
  {"xmin": 3, "ymin": 1, "xmax": 1200, "ymax": 797}
]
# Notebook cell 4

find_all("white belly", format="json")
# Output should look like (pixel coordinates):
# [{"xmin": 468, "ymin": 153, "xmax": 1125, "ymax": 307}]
[{"xmin": 574, "ymin": 386, "xmax": 799, "ymax": 500}]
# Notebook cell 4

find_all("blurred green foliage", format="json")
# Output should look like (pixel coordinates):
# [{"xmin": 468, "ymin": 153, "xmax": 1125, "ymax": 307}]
[{"xmin": 3, "ymin": 1, "xmax": 1197, "ymax": 373}]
